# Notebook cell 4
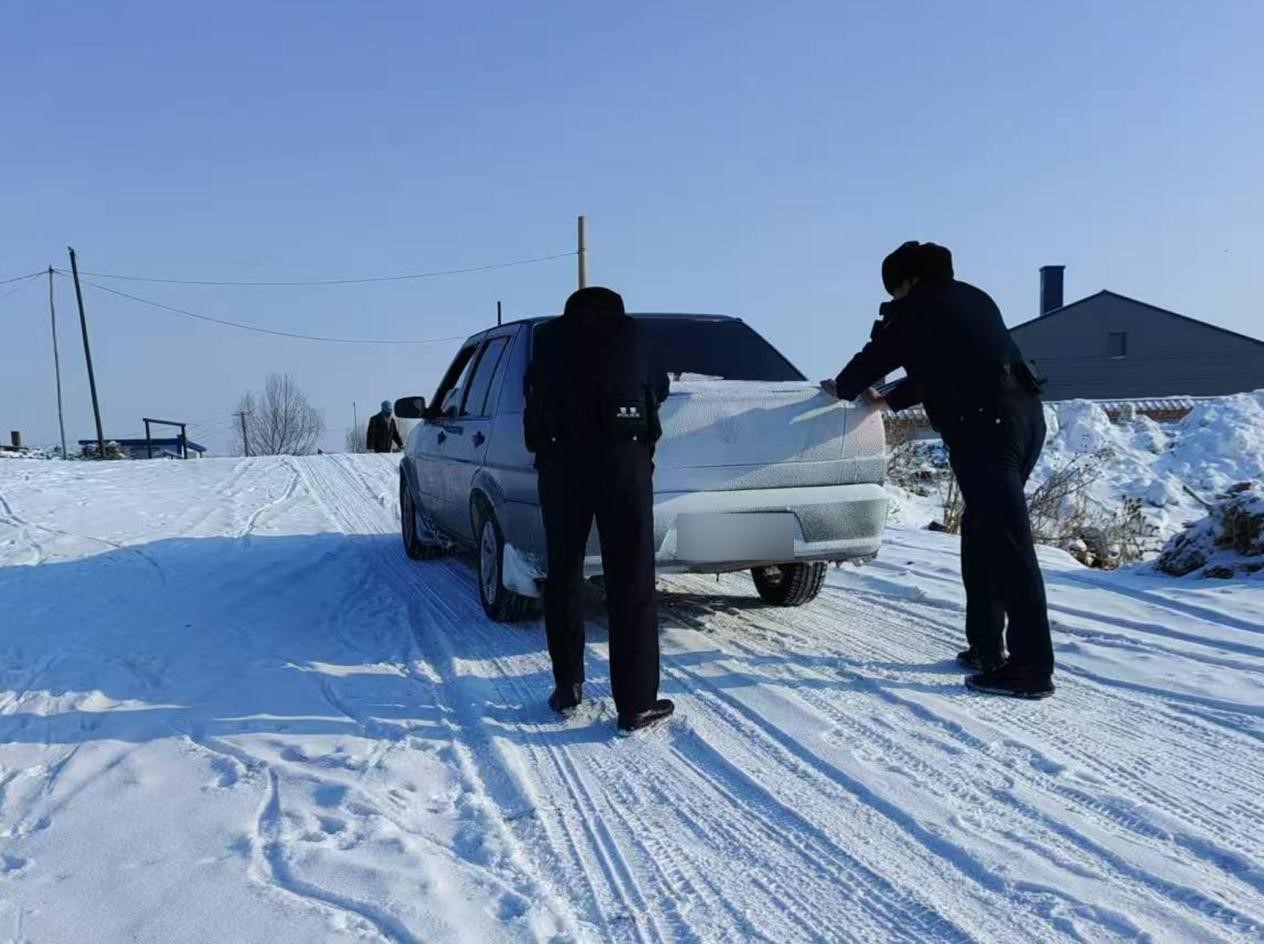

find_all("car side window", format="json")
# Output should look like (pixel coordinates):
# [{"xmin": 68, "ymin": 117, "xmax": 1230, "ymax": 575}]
[
  {"xmin": 482, "ymin": 333, "xmax": 515, "ymax": 416},
  {"xmin": 433, "ymin": 344, "xmax": 480, "ymax": 421},
  {"xmin": 498, "ymin": 325, "xmax": 532, "ymax": 413},
  {"xmin": 459, "ymin": 336, "xmax": 510, "ymax": 417}
]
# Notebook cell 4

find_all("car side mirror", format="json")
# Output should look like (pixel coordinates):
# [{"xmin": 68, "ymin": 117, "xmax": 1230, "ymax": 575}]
[{"xmin": 394, "ymin": 396, "xmax": 426, "ymax": 419}]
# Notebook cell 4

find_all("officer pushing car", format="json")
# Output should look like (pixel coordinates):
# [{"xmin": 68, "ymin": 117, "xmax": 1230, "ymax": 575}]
[
  {"xmin": 524, "ymin": 286, "xmax": 676, "ymax": 733},
  {"xmin": 823, "ymin": 242, "xmax": 1056, "ymax": 699}
]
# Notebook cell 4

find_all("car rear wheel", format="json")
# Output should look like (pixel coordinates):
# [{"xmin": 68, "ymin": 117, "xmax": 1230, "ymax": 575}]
[
  {"xmin": 751, "ymin": 562, "xmax": 827, "ymax": 606},
  {"xmin": 400, "ymin": 475, "xmax": 443, "ymax": 561},
  {"xmin": 477, "ymin": 511, "xmax": 537, "ymax": 623}
]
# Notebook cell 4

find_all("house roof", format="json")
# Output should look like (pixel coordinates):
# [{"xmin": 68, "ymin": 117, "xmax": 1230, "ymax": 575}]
[
  {"xmin": 1010, "ymin": 290, "xmax": 1264, "ymax": 349},
  {"xmin": 78, "ymin": 437, "xmax": 207, "ymax": 453}
]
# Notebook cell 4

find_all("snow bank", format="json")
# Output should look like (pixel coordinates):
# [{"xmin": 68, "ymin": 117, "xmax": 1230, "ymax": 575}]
[
  {"xmin": 887, "ymin": 392, "xmax": 1264, "ymax": 555},
  {"xmin": 1157, "ymin": 481, "xmax": 1264, "ymax": 577},
  {"xmin": 1035, "ymin": 392, "xmax": 1264, "ymax": 540}
]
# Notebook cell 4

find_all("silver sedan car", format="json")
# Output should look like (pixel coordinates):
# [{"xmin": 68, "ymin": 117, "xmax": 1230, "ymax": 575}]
[{"xmin": 395, "ymin": 314, "xmax": 888, "ymax": 621}]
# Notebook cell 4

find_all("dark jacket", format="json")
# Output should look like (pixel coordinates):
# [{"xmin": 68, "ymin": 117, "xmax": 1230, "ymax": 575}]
[
  {"xmin": 366, "ymin": 412, "xmax": 402, "ymax": 453},
  {"xmin": 834, "ymin": 278, "xmax": 1030, "ymax": 431},
  {"xmin": 524, "ymin": 311, "xmax": 669, "ymax": 460}
]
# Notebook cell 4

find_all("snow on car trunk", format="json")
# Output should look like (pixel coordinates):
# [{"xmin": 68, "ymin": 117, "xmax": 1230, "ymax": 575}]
[{"xmin": 654, "ymin": 380, "xmax": 885, "ymax": 492}]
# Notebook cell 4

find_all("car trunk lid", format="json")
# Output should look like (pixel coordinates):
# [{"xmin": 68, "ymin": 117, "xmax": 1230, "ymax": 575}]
[{"xmin": 654, "ymin": 380, "xmax": 884, "ymax": 492}]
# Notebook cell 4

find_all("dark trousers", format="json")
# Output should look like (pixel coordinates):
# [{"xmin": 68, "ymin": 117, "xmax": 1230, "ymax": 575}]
[
  {"xmin": 536, "ymin": 445, "xmax": 660, "ymax": 716},
  {"xmin": 947, "ymin": 393, "xmax": 1054, "ymax": 676}
]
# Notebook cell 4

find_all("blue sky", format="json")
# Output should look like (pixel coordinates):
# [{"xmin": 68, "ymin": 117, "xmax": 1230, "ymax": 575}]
[{"xmin": 3, "ymin": 0, "xmax": 1261, "ymax": 453}]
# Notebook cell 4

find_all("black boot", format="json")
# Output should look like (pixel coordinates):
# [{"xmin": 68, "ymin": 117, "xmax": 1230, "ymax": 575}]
[
  {"xmin": 617, "ymin": 699, "xmax": 675, "ymax": 735},
  {"xmin": 965, "ymin": 663, "xmax": 1054, "ymax": 699},
  {"xmin": 957, "ymin": 647, "xmax": 1006, "ymax": 672},
  {"xmin": 548, "ymin": 683, "xmax": 583, "ymax": 714}
]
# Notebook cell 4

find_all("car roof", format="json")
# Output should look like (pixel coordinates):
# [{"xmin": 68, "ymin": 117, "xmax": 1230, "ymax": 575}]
[
  {"xmin": 455, "ymin": 312, "xmax": 745, "ymax": 348},
  {"xmin": 497, "ymin": 311, "xmax": 740, "ymax": 329}
]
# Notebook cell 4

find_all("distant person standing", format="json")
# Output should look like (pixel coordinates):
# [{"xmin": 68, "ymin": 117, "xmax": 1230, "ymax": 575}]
[
  {"xmin": 524, "ymin": 286, "xmax": 675, "ymax": 733},
  {"xmin": 823, "ymin": 242, "xmax": 1055, "ymax": 699},
  {"xmin": 366, "ymin": 400, "xmax": 403, "ymax": 453}
]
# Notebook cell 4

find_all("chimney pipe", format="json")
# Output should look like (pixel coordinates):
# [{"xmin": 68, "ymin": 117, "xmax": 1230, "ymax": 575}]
[{"xmin": 1040, "ymin": 265, "xmax": 1065, "ymax": 316}]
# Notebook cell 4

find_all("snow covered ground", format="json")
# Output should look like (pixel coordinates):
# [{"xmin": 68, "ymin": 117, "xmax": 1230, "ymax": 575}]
[{"xmin": 1, "ymin": 455, "xmax": 1262, "ymax": 943}]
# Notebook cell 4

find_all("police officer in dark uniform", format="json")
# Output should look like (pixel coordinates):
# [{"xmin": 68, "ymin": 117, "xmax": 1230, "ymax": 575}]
[
  {"xmin": 523, "ymin": 287, "xmax": 676, "ymax": 732},
  {"xmin": 824, "ymin": 242, "xmax": 1055, "ymax": 698}
]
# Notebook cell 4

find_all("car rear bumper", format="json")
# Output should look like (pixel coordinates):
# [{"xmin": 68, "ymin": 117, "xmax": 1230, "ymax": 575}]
[{"xmin": 580, "ymin": 482, "xmax": 889, "ymax": 575}]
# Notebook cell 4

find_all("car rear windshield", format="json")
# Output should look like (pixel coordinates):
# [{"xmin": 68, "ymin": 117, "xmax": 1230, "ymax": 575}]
[{"xmin": 642, "ymin": 318, "xmax": 805, "ymax": 381}]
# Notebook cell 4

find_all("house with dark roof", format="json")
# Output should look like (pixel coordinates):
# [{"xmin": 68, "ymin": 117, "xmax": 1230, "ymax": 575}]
[{"xmin": 1010, "ymin": 266, "xmax": 1264, "ymax": 401}]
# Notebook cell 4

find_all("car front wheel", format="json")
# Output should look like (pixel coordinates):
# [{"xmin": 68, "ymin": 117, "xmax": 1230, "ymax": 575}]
[{"xmin": 751, "ymin": 562, "xmax": 827, "ymax": 606}]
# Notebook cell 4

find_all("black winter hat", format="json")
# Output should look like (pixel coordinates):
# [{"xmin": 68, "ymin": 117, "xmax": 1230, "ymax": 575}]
[
  {"xmin": 563, "ymin": 286, "xmax": 625, "ymax": 317},
  {"xmin": 881, "ymin": 241, "xmax": 954, "ymax": 293}
]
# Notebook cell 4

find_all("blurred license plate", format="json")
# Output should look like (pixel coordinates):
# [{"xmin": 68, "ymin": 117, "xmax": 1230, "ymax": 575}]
[{"xmin": 676, "ymin": 512, "xmax": 795, "ymax": 563}]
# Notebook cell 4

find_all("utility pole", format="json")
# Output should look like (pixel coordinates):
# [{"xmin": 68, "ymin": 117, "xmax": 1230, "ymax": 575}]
[
  {"xmin": 68, "ymin": 247, "xmax": 106, "ymax": 459},
  {"xmin": 577, "ymin": 214, "xmax": 587, "ymax": 289},
  {"xmin": 48, "ymin": 267, "xmax": 68, "ymax": 458},
  {"xmin": 497, "ymin": 300, "xmax": 502, "ymax": 326},
  {"xmin": 235, "ymin": 410, "xmax": 251, "ymax": 457}
]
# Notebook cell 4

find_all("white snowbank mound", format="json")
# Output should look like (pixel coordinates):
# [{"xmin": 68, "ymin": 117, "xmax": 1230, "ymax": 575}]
[
  {"xmin": 1157, "ymin": 481, "xmax": 1264, "ymax": 577},
  {"xmin": 1035, "ymin": 392, "xmax": 1264, "ymax": 534},
  {"xmin": 889, "ymin": 392, "xmax": 1264, "ymax": 553}
]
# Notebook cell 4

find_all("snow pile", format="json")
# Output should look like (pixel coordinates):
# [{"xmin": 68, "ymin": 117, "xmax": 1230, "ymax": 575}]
[
  {"xmin": 1036, "ymin": 393, "xmax": 1264, "ymax": 541},
  {"xmin": 1157, "ymin": 481, "xmax": 1264, "ymax": 577},
  {"xmin": 885, "ymin": 392, "xmax": 1264, "ymax": 558}
]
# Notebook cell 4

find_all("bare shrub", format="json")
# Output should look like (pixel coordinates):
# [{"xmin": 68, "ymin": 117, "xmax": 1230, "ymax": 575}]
[
  {"xmin": 938, "ymin": 473, "xmax": 965, "ymax": 534},
  {"xmin": 236, "ymin": 373, "xmax": 326, "ymax": 456},
  {"xmin": 887, "ymin": 425, "xmax": 948, "ymax": 497},
  {"xmin": 925, "ymin": 450, "xmax": 1160, "ymax": 568}
]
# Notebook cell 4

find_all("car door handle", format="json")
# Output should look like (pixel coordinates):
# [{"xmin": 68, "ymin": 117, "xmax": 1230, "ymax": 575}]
[{"xmin": 472, "ymin": 432, "xmax": 486, "ymax": 447}]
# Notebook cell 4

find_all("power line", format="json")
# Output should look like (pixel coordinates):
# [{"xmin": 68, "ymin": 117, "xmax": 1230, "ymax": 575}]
[
  {"xmin": 66, "ymin": 250, "xmax": 576, "ymax": 287},
  {"xmin": 63, "ymin": 273, "xmax": 470, "ymax": 345},
  {"xmin": 0, "ymin": 273, "xmax": 41, "ymax": 303},
  {"xmin": 0, "ymin": 270, "xmax": 44, "ymax": 286}
]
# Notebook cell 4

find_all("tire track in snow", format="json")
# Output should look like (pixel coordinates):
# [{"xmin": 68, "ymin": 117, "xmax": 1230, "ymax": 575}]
[
  {"xmin": 0, "ymin": 487, "xmax": 48, "ymax": 566},
  {"xmin": 289, "ymin": 455, "xmax": 586, "ymax": 943},
  {"xmin": 833, "ymin": 586, "xmax": 1264, "ymax": 803},
  {"xmin": 654, "ymin": 632, "xmax": 1145, "ymax": 943},
  {"xmin": 317, "ymin": 457, "xmax": 989, "ymax": 944},
  {"xmin": 236, "ymin": 459, "xmax": 303, "ymax": 545},
  {"xmin": 307, "ymin": 456, "xmax": 1264, "ymax": 942},
  {"xmin": 317, "ymin": 455, "xmax": 812, "ymax": 943},
  {"xmin": 867, "ymin": 555, "xmax": 1264, "ymax": 665},
  {"xmin": 678, "ymin": 580, "xmax": 1264, "ymax": 846},
  {"xmin": 662, "ymin": 578, "xmax": 1264, "ymax": 939},
  {"xmin": 252, "ymin": 769, "xmax": 416, "ymax": 944}
]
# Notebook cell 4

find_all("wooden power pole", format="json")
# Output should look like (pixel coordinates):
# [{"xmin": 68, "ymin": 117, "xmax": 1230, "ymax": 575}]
[
  {"xmin": 67, "ymin": 247, "xmax": 106, "ymax": 458},
  {"xmin": 48, "ymin": 267, "xmax": 68, "ymax": 458},
  {"xmin": 577, "ymin": 215, "xmax": 588, "ymax": 289},
  {"xmin": 235, "ymin": 410, "xmax": 251, "ymax": 457}
]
